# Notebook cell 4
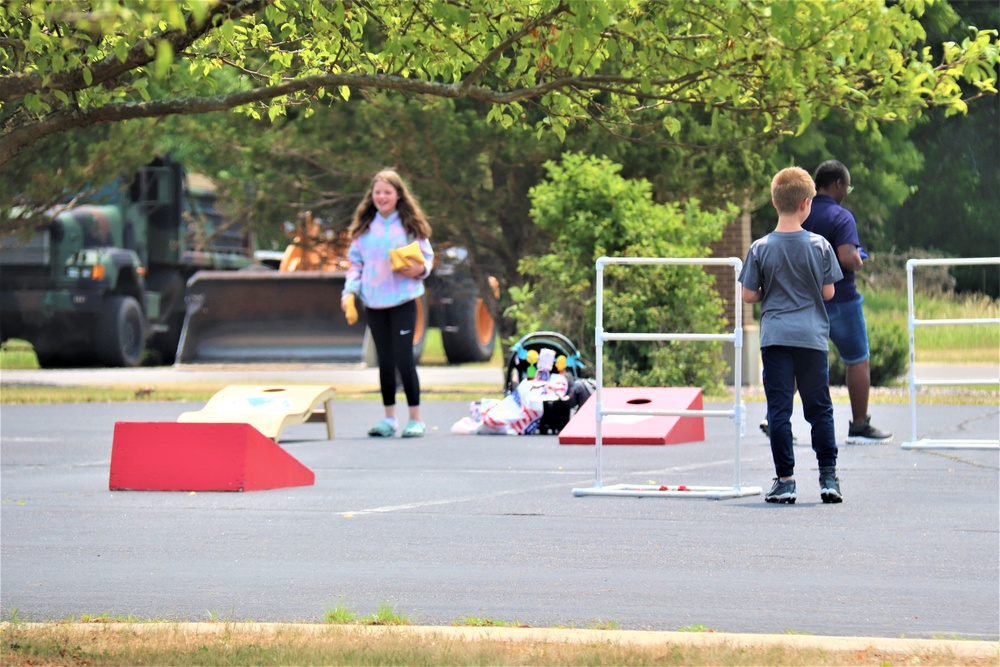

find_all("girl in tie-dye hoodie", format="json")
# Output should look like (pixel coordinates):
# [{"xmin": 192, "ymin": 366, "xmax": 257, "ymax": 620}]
[{"xmin": 342, "ymin": 169, "xmax": 434, "ymax": 438}]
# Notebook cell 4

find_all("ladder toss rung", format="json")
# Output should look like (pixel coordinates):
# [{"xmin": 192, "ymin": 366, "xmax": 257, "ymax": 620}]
[
  {"xmin": 905, "ymin": 257, "xmax": 1000, "ymax": 451},
  {"xmin": 575, "ymin": 256, "xmax": 762, "ymax": 499},
  {"xmin": 600, "ymin": 333, "xmax": 736, "ymax": 343}
]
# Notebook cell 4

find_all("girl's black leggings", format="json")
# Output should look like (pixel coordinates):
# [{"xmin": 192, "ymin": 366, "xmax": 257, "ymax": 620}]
[{"xmin": 365, "ymin": 299, "xmax": 420, "ymax": 408}]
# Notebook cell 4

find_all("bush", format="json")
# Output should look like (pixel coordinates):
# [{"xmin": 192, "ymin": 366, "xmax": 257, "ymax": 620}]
[
  {"xmin": 507, "ymin": 153, "xmax": 737, "ymax": 391},
  {"xmin": 860, "ymin": 247, "xmax": 956, "ymax": 295},
  {"xmin": 828, "ymin": 313, "xmax": 908, "ymax": 386}
]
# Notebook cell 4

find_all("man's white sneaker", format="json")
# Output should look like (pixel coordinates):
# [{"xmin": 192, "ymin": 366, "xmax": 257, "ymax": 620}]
[{"xmin": 846, "ymin": 415, "xmax": 892, "ymax": 445}]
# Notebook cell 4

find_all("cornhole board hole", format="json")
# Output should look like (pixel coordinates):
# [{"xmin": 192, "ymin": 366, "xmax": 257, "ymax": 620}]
[
  {"xmin": 177, "ymin": 384, "xmax": 335, "ymax": 442},
  {"xmin": 559, "ymin": 387, "xmax": 704, "ymax": 445},
  {"xmin": 109, "ymin": 422, "xmax": 315, "ymax": 492}
]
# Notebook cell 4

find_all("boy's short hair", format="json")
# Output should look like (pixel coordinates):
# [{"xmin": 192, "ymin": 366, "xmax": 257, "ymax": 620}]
[{"xmin": 771, "ymin": 167, "xmax": 816, "ymax": 214}]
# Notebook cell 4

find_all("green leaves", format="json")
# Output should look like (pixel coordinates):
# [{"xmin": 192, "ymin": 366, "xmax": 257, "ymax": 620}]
[
  {"xmin": 154, "ymin": 40, "xmax": 174, "ymax": 79},
  {"xmin": 511, "ymin": 152, "xmax": 733, "ymax": 389},
  {"xmin": 0, "ymin": 0, "xmax": 997, "ymax": 167}
]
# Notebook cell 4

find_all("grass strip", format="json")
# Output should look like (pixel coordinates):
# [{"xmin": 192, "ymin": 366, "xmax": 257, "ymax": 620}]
[
  {"xmin": 2, "ymin": 381, "xmax": 995, "ymax": 406},
  {"xmin": 0, "ymin": 383, "xmax": 500, "ymax": 405},
  {"xmin": 3, "ymin": 622, "xmax": 996, "ymax": 667}
]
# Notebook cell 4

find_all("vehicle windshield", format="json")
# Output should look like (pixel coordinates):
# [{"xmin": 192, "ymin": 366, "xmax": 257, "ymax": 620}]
[{"xmin": 63, "ymin": 181, "xmax": 126, "ymax": 206}]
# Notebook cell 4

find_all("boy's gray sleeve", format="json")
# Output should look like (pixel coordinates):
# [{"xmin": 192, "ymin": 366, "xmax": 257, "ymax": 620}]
[
  {"xmin": 738, "ymin": 246, "xmax": 761, "ymax": 290},
  {"xmin": 823, "ymin": 241, "xmax": 844, "ymax": 283}
]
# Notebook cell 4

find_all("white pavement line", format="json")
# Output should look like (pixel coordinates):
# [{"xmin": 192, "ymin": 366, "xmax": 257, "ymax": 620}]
[
  {"xmin": 327, "ymin": 468, "xmax": 590, "ymax": 475},
  {"xmin": 340, "ymin": 487, "xmax": 531, "ymax": 516},
  {"xmin": 632, "ymin": 456, "xmax": 763, "ymax": 477},
  {"xmin": 1, "ymin": 437, "xmax": 61, "ymax": 442},
  {"xmin": 340, "ymin": 457, "xmax": 759, "ymax": 516}
]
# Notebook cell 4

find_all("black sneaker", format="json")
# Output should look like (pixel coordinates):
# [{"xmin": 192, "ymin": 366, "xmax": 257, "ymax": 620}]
[
  {"xmin": 765, "ymin": 478, "xmax": 796, "ymax": 504},
  {"xmin": 760, "ymin": 419, "xmax": 798, "ymax": 445},
  {"xmin": 819, "ymin": 468, "xmax": 843, "ymax": 504},
  {"xmin": 846, "ymin": 415, "xmax": 892, "ymax": 445}
]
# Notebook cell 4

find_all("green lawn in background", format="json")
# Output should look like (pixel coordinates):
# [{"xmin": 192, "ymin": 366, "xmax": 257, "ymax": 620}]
[
  {"xmin": 0, "ymin": 326, "xmax": 500, "ymax": 371},
  {"xmin": 4, "ymin": 288, "xmax": 995, "ymax": 371},
  {"xmin": 864, "ymin": 289, "xmax": 999, "ymax": 363},
  {"xmin": 419, "ymin": 328, "xmax": 504, "ymax": 367}
]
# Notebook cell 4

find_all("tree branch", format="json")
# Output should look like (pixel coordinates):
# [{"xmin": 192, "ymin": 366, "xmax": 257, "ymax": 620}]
[
  {"xmin": 0, "ymin": 71, "xmax": 604, "ymax": 164},
  {"xmin": 460, "ymin": 2, "xmax": 570, "ymax": 91},
  {"xmin": 0, "ymin": 0, "xmax": 271, "ymax": 102}
]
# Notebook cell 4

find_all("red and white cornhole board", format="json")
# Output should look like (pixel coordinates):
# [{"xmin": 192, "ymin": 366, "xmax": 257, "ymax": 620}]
[
  {"xmin": 109, "ymin": 422, "xmax": 315, "ymax": 492},
  {"xmin": 558, "ymin": 387, "xmax": 704, "ymax": 445}
]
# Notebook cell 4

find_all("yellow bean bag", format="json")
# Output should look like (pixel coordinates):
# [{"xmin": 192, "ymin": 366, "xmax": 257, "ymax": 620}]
[{"xmin": 389, "ymin": 241, "xmax": 426, "ymax": 271}]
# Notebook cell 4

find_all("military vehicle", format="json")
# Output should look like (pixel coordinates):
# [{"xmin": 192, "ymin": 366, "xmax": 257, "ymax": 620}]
[
  {"xmin": 2, "ymin": 159, "xmax": 497, "ymax": 368},
  {"xmin": 0, "ymin": 156, "xmax": 251, "ymax": 367}
]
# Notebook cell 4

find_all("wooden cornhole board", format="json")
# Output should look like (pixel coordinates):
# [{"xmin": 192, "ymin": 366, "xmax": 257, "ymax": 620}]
[
  {"xmin": 558, "ymin": 387, "xmax": 704, "ymax": 445},
  {"xmin": 109, "ymin": 422, "xmax": 315, "ymax": 492},
  {"xmin": 178, "ymin": 384, "xmax": 335, "ymax": 443}
]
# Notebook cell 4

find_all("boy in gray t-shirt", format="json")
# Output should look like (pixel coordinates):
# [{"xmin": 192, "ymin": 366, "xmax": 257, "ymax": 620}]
[{"xmin": 739, "ymin": 167, "xmax": 844, "ymax": 504}]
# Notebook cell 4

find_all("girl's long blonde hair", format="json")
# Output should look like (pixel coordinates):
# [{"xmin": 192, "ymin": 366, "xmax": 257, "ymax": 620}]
[{"xmin": 348, "ymin": 169, "xmax": 431, "ymax": 240}]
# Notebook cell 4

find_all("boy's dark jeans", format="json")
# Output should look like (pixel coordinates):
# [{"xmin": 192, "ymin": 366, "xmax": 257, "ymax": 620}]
[{"xmin": 761, "ymin": 345, "xmax": 838, "ymax": 478}]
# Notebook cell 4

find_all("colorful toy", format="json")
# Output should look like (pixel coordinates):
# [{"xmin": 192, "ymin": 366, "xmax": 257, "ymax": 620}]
[
  {"xmin": 504, "ymin": 331, "xmax": 588, "ymax": 396},
  {"xmin": 535, "ymin": 347, "xmax": 555, "ymax": 381}
]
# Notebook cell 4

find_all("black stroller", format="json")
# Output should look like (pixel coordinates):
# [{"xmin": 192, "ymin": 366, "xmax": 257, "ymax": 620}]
[{"xmin": 503, "ymin": 331, "xmax": 594, "ymax": 434}]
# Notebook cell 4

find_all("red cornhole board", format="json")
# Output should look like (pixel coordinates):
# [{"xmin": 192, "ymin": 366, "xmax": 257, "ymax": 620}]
[
  {"xmin": 558, "ymin": 387, "xmax": 704, "ymax": 445},
  {"xmin": 109, "ymin": 422, "xmax": 315, "ymax": 492}
]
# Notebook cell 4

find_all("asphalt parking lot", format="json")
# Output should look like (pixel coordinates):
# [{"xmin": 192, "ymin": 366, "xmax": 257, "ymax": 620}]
[{"xmin": 1, "ymin": 369, "xmax": 997, "ymax": 641}]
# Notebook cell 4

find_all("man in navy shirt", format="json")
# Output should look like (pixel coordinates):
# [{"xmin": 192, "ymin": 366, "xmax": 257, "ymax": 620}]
[{"xmin": 803, "ymin": 160, "xmax": 892, "ymax": 444}]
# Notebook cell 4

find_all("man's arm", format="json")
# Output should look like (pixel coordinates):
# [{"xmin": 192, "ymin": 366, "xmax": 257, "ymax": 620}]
[
  {"xmin": 836, "ymin": 243, "xmax": 863, "ymax": 272},
  {"xmin": 743, "ymin": 286, "xmax": 763, "ymax": 303},
  {"xmin": 822, "ymin": 283, "xmax": 835, "ymax": 301}
]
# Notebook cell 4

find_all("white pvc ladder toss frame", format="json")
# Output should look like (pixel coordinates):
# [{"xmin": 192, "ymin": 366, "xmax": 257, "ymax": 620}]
[
  {"xmin": 902, "ymin": 256, "xmax": 1000, "ymax": 451},
  {"xmin": 572, "ymin": 256, "xmax": 762, "ymax": 500}
]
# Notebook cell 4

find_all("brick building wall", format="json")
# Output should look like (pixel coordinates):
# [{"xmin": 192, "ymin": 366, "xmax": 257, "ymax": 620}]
[
  {"xmin": 707, "ymin": 210, "xmax": 759, "ymax": 385},
  {"xmin": 707, "ymin": 210, "xmax": 752, "ymax": 327}
]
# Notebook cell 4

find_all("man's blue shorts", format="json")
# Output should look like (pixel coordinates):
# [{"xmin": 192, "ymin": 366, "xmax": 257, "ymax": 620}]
[{"xmin": 826, "ymin": 293, "xmax": 870, "ymax": 365}]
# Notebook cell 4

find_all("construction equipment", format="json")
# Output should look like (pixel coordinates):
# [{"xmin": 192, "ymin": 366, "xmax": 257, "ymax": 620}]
[
  {"xmin": 0, "ymin": 156, "xmax": 252, "ymax": 367},
  {"xmin": 177, "ymin": 212, "xmax": 498, "ymax": 365},
  {"xmin": 429, "ymin": 245, "xmax": 501, "ymax": 364}
]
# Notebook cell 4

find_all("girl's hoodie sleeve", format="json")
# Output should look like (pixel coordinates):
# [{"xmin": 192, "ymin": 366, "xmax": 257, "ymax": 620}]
[
  {"xmin": 344, "ymin": 238, "xmax": 363, "ymax": 295},
  {"xmin": 417, "ymin": 238, "xmax": 434, "ymax": 279}
]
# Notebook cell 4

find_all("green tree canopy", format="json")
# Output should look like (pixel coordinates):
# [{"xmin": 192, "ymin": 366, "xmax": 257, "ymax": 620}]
[
  {"xmin": 2, "ymin": 0, "xmax": 996, "ymax": 170},
  {"xmin": 750, "ymin": 0, "xmax": 999, "ymax": 294},
  {"xmin": 884, "ymin": 0, "xmax": 1000, "ymax": 295},
  {"xmin": 510, "ymin": 152, "xmax": 734, "ymax": 389}
]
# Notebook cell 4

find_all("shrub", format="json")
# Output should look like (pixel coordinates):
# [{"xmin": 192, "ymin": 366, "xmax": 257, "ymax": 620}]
[
  {"xmin": 860, "ymin": 247, "xmax": 956, "ymax": 295},
  {"xmin": 828, "ymin": 313, "xmax": 908, "ymax": 386},
  {"xmin": 507, "ymin": 153, "xmax": 737, "ymax": 391}
]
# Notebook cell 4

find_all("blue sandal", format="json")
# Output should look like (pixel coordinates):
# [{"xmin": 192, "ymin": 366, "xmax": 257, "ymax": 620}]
[
  {"xmin": 401, "ymin": 420, "xmax": 425, "ymax": 438},
  {"xmin": 367, "ymin": 419, "xmax": 397, "ymax": 437}
]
